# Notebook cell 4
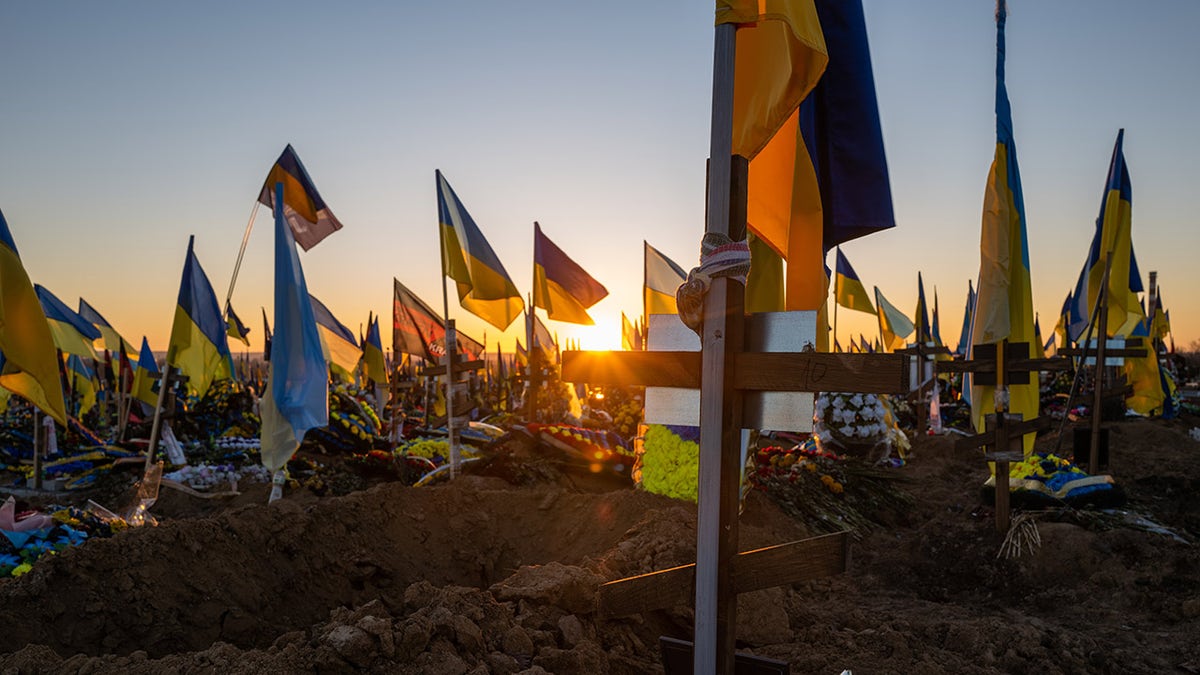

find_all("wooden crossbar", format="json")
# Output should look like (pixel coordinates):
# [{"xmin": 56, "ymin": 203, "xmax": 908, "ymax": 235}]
[
  {"xmin": 560, "ymin": 351, "xmax": 909, "ymax": 394},
  {"xmin": 936, "ymin": 357, "xmax": 1071, "ymax": 374},
  {"xmin": 417, "ymin": 359, "xmax": 484, "ymax": 377},
  {"xmin": 954, "ymin": 416, "xmax": 1050, "ymax": 451},
  {"xmin": 598, "ymin": 531, "xmax": 848, "ymax": 618}
]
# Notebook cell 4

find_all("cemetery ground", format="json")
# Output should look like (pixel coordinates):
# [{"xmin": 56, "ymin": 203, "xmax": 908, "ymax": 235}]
[{"xmin": 0, "ymin": 413, "xmax": 1197, "ymax": 674}]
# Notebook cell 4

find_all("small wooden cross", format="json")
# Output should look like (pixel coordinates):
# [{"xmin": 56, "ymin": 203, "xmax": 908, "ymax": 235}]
[
  {"xmin": 899, "ymin": 342, "xmax": 952, "ymax": 434},
  {"xmin": 938, "ymin": 341, "xmax": 1067, "ymax": 531}
]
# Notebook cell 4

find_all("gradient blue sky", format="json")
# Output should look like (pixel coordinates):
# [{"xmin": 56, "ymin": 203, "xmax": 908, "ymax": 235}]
[{"xmin": 2, "ymin": 1, "xmax": 1197, "ymax": 355}]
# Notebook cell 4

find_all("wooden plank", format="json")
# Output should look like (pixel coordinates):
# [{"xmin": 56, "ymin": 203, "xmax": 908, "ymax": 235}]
[
  {"xmin": 598, "ymin": 531, "xmax": 848, "ymax": 618},
  {"xmin": 733, "ymin": 353, "xmax": 909, "ymax": 393},
  {"xmin": 417, "ymin": 359, "xmax": 484, "ymax": 377},
  {"xmin": 954, "ymin": 416, "xmax": 1049, "ymax": 451},
  {"xmin": 937, "ymin": 356, "xmax": 1069, "ymax": 374},
  {"xmin": 1056, "ymin": 348, "xmax": 1146, "ymax": 358},
  {"xmin": 560, "ymin": 350, "xmax": 700, "ymax": 388}
]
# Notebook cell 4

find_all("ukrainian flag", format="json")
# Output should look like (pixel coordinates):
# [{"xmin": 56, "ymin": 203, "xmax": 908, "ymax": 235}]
[
  {"xmin": 260, "ymin": 182, "xmax": 328, "ymax": 476},
  {"xmin": 873, "ymin": 287, "xmax": 913, "ymax": 353},
  {"xmin": 78, "ymin": 298, "xmax": 137, "ymax": 362},
  {"xmin": 436, "ymin": 170, "xmax": 524, "ymax": 331},
  {"xmin": 167, "ymin": 236, "xmax": 233, "ymax": 399},
  {"xmin": 225, "ymin": 303, "xmax": 251, "ymax": 347},
  {"xmin": 970, "ymin": 1, "xmax": 1038, "ymax": 451},
  {"xmin": 533, "ymin": 222, "xmax": 608, "ymax": 325},
  {"xmin": 644, "ymin": 241, "xmax": 687, "ymax": 317},
  {"xmin": 35, "ymin": 285, "xmax": 101, "ymax": 360},
  {"xmin": 954, "ymin": 280, "xmax": 975, "ymax": 357},
  {"xmin": 309, "ymin": 294, "xmax": 362, "ymax": 379},
  {"xmin": 67, "ymin": 354, "xmax": 97, "ymax": 416},
  {"xmin": 1085, "ymin": 130, "xmax": 1137, "ymax": 337},
  {"xmin": 257, "ymin": 144, "xmax": 344, "ymax": 251},
  {"xmin": 0, "ymin": 209, "xmax": 67, "ymax": 425},
  {"xmin": 931, "ymin": 288, "xmax": 944, "ymax": 348},
  {"xmin": 364, "ymin": 313, "xmax": 387, "ymax": 386},
  {"xmin": 132, "ymin": 336, "xmax": 160, "ymax": 408},
  {"xmin": 833, "ymin": 248, "xmax": 874, "ymax": 314}
]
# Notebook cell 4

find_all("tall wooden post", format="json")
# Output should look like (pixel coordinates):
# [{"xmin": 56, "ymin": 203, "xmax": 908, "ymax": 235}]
[
  {"xmin": 32, "ymin": 409, "xmax": 42, "ymax": 490},
  {"xmin": 445, "ymin": 319, "xmax": 460, "ymax": 478},
  {"xmin": 993, "ymin": 340, "xmax": 1011, "ymax": 533},
  {"xmin": 144, "ymin": 364, "xmax": 176, "ymax": 473},
  {"xmin": 694, "ymin": 20, "xmax": 742, "ymax": 674}
]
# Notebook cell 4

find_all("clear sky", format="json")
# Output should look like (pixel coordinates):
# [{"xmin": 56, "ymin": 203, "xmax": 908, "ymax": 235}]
[{"xmin": 2, "ymin": 1, "xmax": 1197, "ymax": 356}]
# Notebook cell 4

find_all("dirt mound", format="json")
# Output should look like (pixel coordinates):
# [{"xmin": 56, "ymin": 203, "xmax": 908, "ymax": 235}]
[{"xmin": 2, "ymin": 416, "xmax": 1199, "ymax": 673}]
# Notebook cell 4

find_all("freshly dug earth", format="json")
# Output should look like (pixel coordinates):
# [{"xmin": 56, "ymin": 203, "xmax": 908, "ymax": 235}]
[{"xmin": 1, "ymin": 416, "xmax": 1199, "ymax": 674}]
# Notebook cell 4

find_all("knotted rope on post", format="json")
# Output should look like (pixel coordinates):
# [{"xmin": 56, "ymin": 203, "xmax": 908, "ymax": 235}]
[{"xmin": 676, "ymin": 233, "xmax": 751, "ymax": 335}]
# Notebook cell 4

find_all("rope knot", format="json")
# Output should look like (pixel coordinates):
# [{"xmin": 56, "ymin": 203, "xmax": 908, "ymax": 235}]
[{"xmin": 676, "ymin": 233, "xmax": 751, "ymax": 334}]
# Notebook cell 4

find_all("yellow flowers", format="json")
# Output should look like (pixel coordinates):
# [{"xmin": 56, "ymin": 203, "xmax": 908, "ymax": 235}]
[{"xmin": 819, "ymin": 473, "xmax": 844, "ymax": 495}]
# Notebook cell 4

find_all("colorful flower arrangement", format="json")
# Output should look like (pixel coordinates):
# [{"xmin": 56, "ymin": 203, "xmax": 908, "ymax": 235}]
[
  {"xmin": 1, "ymin": 506, "xmax": 128, "ymax": 579},
  {"xmin": 1000, "ymin": 452, "xmax": 1115, "ymax": 501},
  {"xmin": 813, "ymin": 392, "xmax": 906, "ymax": 463}
]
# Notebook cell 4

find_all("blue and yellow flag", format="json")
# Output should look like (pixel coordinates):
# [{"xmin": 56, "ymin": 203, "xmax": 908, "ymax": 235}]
[
  {"xmin": 258, "ymin": 144, "xmax": 344, "ymax": 251},
  {"xmin": 364, "ymin": 312, "xmax": 387, "ymax": 386},
  {"xmin": 0, "ymin": 210, "xmax": 67, "ymax": 425},
  {"xmin": 225, "ymin": 303, "xmax": 251, "ymax": 347},
  {"xmin": 78, "ymin": 298, "xmax": 136, "ymax": 362},
  {"xmin": 873, "ymin": 287, "xmax": 913, "ymax": 353},
  {"xmin": 309, "ymin": 294, "xmax": 362, "ymax": 379},
  {"xmin": 644, "ymin": 241, "xmax": 687, "ymax": 317},
  {"xmin": 1086, "ymin": 130, "xmax": 1137, "ymax": 337},
  {"xmin": 35, "ymin": 285, "xmax": 101, "ymax": 360},
  {"xmin": 913, "ymin": 273, "xmax": 931, "ymax": 344},
  {"xmin": 931, "ymin": 288, "xmax": 944, "ymax": 348},
  {"xmin": 261, "ymin": 182, "xmax": 328, "ymax": 475},
  {"xmin": 970, "ymin": 1, "xmax": 1038, "ymax": 451},
  {"xmin": 833, "ymin": 248, "xmax": 874, "ymax": 314},
  {"xmin": 954, "ymin": 279, "xmax": 975, "ymax": 357},
  {"xmin": 67, "ymin": 354, "xmax": 97, "ymax": 417},
  {"xmin": 132, "ymin": 336, "xmax": 160, "ymax": 408},
  {"xmin": 167, "ymin": 236, "xmax": 233, "ymax": 399},
  {"xmin": 437, "ymin": 170, "xmax": 524, "ymax": 331},
  {"xmin": 533, "ymin": 222, "xmax": 608, "ymax": 325}
]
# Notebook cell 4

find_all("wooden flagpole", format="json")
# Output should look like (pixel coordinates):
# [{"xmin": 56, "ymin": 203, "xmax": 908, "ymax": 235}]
[
  {"xmin": 438, "ymin": 196, "xmax": 461, "ymax": 479},
  {"xmin": 223, "ymin": 201, "xmax": 261, "ymax": 311}
]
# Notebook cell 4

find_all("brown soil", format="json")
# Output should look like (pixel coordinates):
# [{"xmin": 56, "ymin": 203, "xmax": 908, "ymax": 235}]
[{"xmin": 1, "ymin": 416, "xmax": 1198, "ymax": 674}]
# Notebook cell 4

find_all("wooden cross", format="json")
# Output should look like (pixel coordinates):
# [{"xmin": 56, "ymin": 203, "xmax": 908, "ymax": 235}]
[
  {"xmin": 144, "ymin": 366, "xmax": 189, "ymax": 473},
  {"xmin": 1056, "ymin": 335, "xmax": 1147, "ymax": 467},
  {"xmin": 562, "ymin": 203, "xmax": 909, "ymax": 675},
  {"xmin": 899, "ymin": 342, "xmax": 952, "ymax": 434},
  {"xmin": 938, "ymin": 341, "xmax": 1068, "ymax": 531}
]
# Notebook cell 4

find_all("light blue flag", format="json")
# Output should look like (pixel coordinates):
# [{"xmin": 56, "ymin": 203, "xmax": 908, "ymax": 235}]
[{"xmin": 260, "ymin": 182, "xmax": 328, "ymax": 485}]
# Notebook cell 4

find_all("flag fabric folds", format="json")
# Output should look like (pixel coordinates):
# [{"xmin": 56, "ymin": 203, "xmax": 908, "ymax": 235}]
[
  {"xmin": 309, "ymin": 295, "xmax": 363, "ymax": 378},
  {"xmin": 644, "ymin": 241, "xmax": 687, "ymax": 316},
  {"xmin": 1085, "ymin": 129, "xmax": 1137, "ymax": 337},
  {"xmin": 621, "ymin": 312, "xmax": 637, "ymax": 351},
  {"xmin": 257, "ymin": 144, "xmax": 344, "ymax": 251},
  {"xmin": 437, "ymin": 170, "xmax": 524, "ymax": 331},
  {"xmin": 0, "ymin": 210, "xmax": 67, "ymax": 425},
  {"xmin": 225, "ymin": 304, "xmax": 251, "ymax": 347},
  {"xmin": 392, "ymin": 278, "xmax": 483, "ymax": 363},
  {"xmin": 931, "ymin": 288, "xmax": 944, "ymax": 348},
  {"xmin": 364, "ymin": 313, "xmax": 387, "ymax": 386},
  {"xmin": 913, "ymin": 273, "xmax": 931, "ymax": 344},
  {"xmin": 969, "ymin": 2, "xmax": 1038, "ymax": 450},
  {"xmin": 167, "ymin": 236, "xmax": 233, "ymax": 399},
  {"xmin": 78, "ymin": 299, "xmax": 136, "ymax": 361},
  {"xmin": 35, "ymin": 285, "xmax": 101, "ymax": 360},
  {"xmin": 132, "ymin": 337, "xmax": 160, "ymax": 408},
  {"xmin": 260, "ymin": 182, "xmax": 328, "ymax": 475},
  {"xmin": 529, "ymin": 312, "xmax": 556, "ymax": 360},
  {"xmin": 533, "ymin": 222, "xmax": 608, "ymax": 325},
  {"xmin": 873, "ymin": 287, "xmax": 913, "ymax": 353},
  {"xmin": 67, "ymin": 355, "xmax": 97, "ymax": 416},
  {"xmin": 261, "ymin": 307, "xmax": 273, "ymax": 362},
  {"xmin": 955, "ymin": 280, "xmax": 976, "ymax": 356},
  {"xmin": 833, "ymin": 248, "xmax": 875, "ymax": 314}
]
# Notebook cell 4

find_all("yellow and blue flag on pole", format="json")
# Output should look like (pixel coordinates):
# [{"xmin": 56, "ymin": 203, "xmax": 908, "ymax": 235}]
[
  {"xmin": 225, "ymin": 303, "xmax": 251, "ymax": 347},
  {"xmin": 309, "ymin": 295, "xmax": 363, "ymax": 379},
  {"xmin": 931, "ymin": 288, "xmax": 944, "ymax": 348},
  {"xmin": 78, "ymin": 298, "xmax": 136, "ymax": 361},
  {"xmin": 1086, "ymin": 130, "xmax": 1137, "ymax": 337},
  {"xmin": 364, "ymin": 312, "xmax": 387, "ymax": 386},
  {"xmin": 437, "ymin": 170, "xmax": 524, "ymax": 331},
  {"xmin": 969, "ymin": 1, "xmax": 1038, "ymax": 450},
  {"xmin": 260, "ymin": 182, "xmax": 328, "ymax": 476},
  {"xmin": 167, "ymin": 236, "xmax": 233, "ymax": 399},
  {"xmin": 643, "ymin": 241, "xmax": 687, "ymax": 317},
  {"xmin": 913, "ymin": 273, "xmax": 931, "ymax": 344},
  {"xmin": 257, "ymin": 144, "xmax": 344, "ymax": 251},
  {"xmin": 873, "ymin": 287, "xmax": 913, "ymax": 353},
  {"xmin": 0, "ymin": 209, "xmax": 67, "ymax": 425},
  {"xmin": 533, "ymin": 222, "xmax": 608, "ymax": 325},
  {"xmin": 954, "ymin": 280, "xmax": 975, "ymax": 357},
  {"xmin": 35, "ymin": 285, "xmax": 101, "ymax": 360},
  {"xmin": 132, "ymin": 336, "xmax": 160, "ymax": 408},
  {"xmin": 833, "ymin": 248, "xmax": 875, "ymax": 314}
]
